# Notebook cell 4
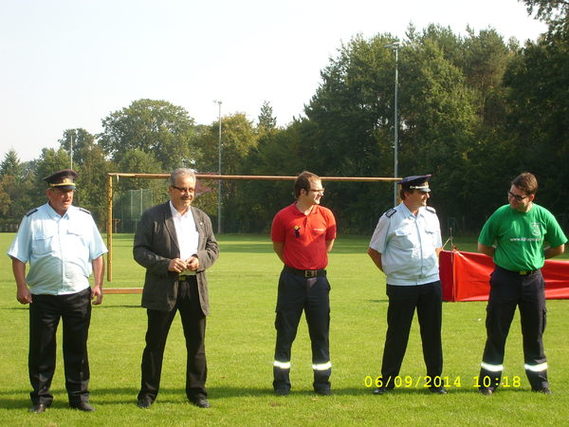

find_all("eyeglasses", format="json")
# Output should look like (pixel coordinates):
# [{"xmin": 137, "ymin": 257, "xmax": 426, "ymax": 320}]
[
  {"xmin": 172, "ymin": 185, "xmax": 195, "ymax": 193},
  {"xmin": 308, "ymin": 188, "xmax": 325, "ymax": 194},
  {"xmin": 508, "ymin": 191, "xmax": 527, "ymax": 201}
]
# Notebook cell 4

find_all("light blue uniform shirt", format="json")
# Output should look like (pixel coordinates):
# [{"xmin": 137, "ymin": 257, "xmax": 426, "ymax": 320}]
[
  {"xmin": 369, "ymin": 202, "xmax": 442, "ymax": 286},
  {"xmin": 7, "ymin": 203, "xmax": 108, "ymax": 295}
]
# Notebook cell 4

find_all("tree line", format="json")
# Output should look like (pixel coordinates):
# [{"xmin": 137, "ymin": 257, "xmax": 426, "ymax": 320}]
[{"xmin": 1, "ymin": 0, "xmax": 567, "ymax": 235}]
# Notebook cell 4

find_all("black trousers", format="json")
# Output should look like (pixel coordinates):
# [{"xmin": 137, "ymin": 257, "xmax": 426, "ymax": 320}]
[
  {"xmin": 380, "ymin": 282, "xmax": 443, "ymax": 388},
  {"xmin": 273, "ymin": 269, "xmax": 331, "ymax": 390},
  {"xmin": 28, "ymin": 287, "xmax": 92, "ymax": 406},
  {"xmin": 479, "ymin": 267, "xmax": 547, "ymax": 390},
  {"xmin": 138, "ymin": 277, "xmax": 207, "ymax": 402}
]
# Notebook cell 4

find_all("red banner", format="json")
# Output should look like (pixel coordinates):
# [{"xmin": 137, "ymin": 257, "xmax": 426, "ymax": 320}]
[{"xmin": 439, "ymin": 250, "xmax": 569, "ymax": 302}]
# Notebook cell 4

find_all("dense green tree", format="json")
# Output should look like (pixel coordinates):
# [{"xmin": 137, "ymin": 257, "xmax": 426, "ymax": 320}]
[
  {"xmin": 257, "ymin": 100, "xmax": 277, "ymax": 133},
  {"xmin": 0, "ymin": 149, "xmax": 23, "ymax": 177},
  {"xmin": 503, "ymin": 34, "xmax": 569, "ymax": 221},
  {"xmin": 0, "ymin": 150, "xmax": 35, "ymax": 223},
  {"xmin": 0, "ymin": 176, "xmax": 11, "ymax": 218},
  {"xmin": 233, "ymin": 120, "xmax": 316, "ymax": 232},
  {"xmin": 76, "ymin": 146, "xmax": 111, "ymax": 224},
  {"xmin": 195, "ymin": 113, "xmax": 258, "ymax": 232},
  {"xmin": 197, "ymin": 113, "xmax": 258, "ymax": 174},
  {"xmin": 0, "ymin": 151, "xmax": 36, "ymax": 226},
  {"xmin": 400, "ymin": 36, "xmax": 479, "ymax": 209},
  {"xmin": 461, "ymin": 29, "xmax": 513, "ymax": 125},
  {"xmin": 99, "ymin": 99, "xmax": 198, "ymax": 170},
  {"xmin": 114, "ymin": 149, "xmax": 164, "ymax": 191},
  {"xmin": 58, "ymin": 128, "xmax": 97, "ymax": 166}
]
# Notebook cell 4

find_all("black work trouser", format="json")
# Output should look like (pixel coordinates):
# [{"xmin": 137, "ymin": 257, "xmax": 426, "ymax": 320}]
[
  {"xmin": 479, "ymin": 267, "xmax": 547, "ymax": 390},
  {"xmin": 273, "ymin": 269, "xmax": 331, "ymax": 390},
  {"xmin": 139, "ymin": 277, "xmax": 207, "ymax": 402},
  {"xmin": 380, "ymin": 281, "xmax": 443, "ymax": 388},
  {"xmin": 29, "ymin": 287, "xmax": 92, "ymax": 406}
]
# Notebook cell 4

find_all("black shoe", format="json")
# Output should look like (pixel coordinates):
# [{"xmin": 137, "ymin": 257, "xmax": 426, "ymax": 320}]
[
  {"xmin": 533, "ymin": 387, "xmax": 552, "ymax": 394},
  {"xmin": 314, "ymin": 386, "xmax": 331, "ymax": 396},
  {"xmin": 479, "ymin": 387, "xmax": 495, "ymax": 396},
  {"xmin": 429, "ymin": 386, "xmax": 448, "ymax": 394},
  {"xmin": 274, "ymin": 386, "xmax": 290, "ymax": 396},
  {"xmin": 69, "ymin": 401, "xmax": 95, "ymax": 412},
  {"xmin": 372, "ymin": 387, "xmax": 392, "ymax": 395},
  {"xmin": 137, "ymin": 397, "xmax": 153, "ymax": 408},
  {"xmin": 29, "ymin": 403, "xmax": 48, "ymax": 413},
  {"xmin": 189, "ymin": 396, "xmax": 210, "ymax": 408}
]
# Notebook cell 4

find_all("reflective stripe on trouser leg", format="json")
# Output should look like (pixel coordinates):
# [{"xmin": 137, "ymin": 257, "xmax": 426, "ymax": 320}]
[
  {"xmin": 481, "ymin": 362, "xmax": 504, "ymax": 372},
  {"xmin": 525, "ymin": 362, "xmax": 548, "ymax": 372},
  {"xmin": 525, "ymin": 362, "xmax": 549, "ymax": 391},
  {"xmin": 273, "ymin": 361, "xmax": 291, "ymax": 391},
  {"xmin": 312, "ymin": 362, "xmax": 332, "ymax": 371},
  {"xmin": 313, "ymin": 361, "xmax": 331, "ymax": 391},
  {"xmin": 274, "ymin": 360, "xmax": 291, "ymax": 369},
  {"xmin": 479, "ymin": 362, "xmax": 503, "ymax": 389}
]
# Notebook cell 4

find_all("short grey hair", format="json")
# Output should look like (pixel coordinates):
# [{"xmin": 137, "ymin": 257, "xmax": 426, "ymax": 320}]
[{"xmin": 169, "ymin": 168, "xmax": 196, "ymax": 186}]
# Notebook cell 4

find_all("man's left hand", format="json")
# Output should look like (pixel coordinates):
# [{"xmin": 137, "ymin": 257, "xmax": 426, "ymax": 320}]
[{"xmin": 187, "ymin": 256, "xmax": 200, "ymax": 271}]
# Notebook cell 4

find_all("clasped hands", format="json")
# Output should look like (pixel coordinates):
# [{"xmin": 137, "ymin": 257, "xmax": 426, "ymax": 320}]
[{"xmin": 168, "ymin": 256, "xmax": 199, "ymax": 273}]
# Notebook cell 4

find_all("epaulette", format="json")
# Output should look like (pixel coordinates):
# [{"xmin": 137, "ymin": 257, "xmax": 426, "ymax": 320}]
[
  {"xmin": 25, "ymin": 208, "xmax": 38, "ymax": 217},
  {"xmin": 426, "ymin": 206, "xmax": 436, "ymax": 214},
  {"xmin": 384, "ymin": 208, "xmax": 397, "ymax": 218},
  {"xmin": 79, "ymin": 207, "xmax": 92, "ymax": 215}
]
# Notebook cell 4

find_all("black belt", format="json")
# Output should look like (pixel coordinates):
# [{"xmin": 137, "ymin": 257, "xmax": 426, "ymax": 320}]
[
  {"xmin": 284, "ymin": 266, "xmax": 326, "ymax": 278},
  {"xmin": 496, "ymin": 265, "xmax": 540, "ymax": 276},
  {"xmin": 178, "ymin": 274, "xmax": 196, "ymax": 282}
]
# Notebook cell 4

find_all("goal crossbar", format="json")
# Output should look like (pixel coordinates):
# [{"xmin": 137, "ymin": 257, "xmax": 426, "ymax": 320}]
[{"xmin": 105, "ymin": 172, "xmax": 400, "ymax": 286}]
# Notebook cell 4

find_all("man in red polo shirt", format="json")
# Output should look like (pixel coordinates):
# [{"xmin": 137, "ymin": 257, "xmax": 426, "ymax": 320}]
[{"xmin": 271, "ymin": 171, "xmax": 337, "ymax": 396}]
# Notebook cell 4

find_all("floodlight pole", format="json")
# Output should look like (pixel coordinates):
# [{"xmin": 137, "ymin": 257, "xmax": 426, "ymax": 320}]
[
  {"xmin": 214, "ymin": 100, "xmax": 222, "ymax": 234},
  {"xmin": 70, "ymin": 134, "xmax": 73, "ymax": 170},
  {"xmin": 385, "ymin": 41, "xmax": 400, "ymax": 206}
]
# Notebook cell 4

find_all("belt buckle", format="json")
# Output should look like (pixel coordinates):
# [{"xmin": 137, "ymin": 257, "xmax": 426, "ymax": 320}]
[
  {"xmin": 304, "ymin": 269, "xmax": 317, "ymax": 278},
  {"xmin": 519, "ymin": 271, "xmax": 528, "ymax": 276},
  {"xmin": 179, "ymin": 275, "xmax": 188, "ymax": 281}
]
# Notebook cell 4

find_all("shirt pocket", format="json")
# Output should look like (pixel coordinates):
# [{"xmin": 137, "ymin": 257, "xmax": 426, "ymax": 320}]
[
  {"xmin": 32, "ymin": 230, "xmax": 56, "ymax": 255},
  {"xmin": 65, "ymin": 225, "xmax": 88, "ymax": 248},
  {"xmin": 392, "ymin": 226, "xmax": 415, "ymax": 250},
  {"xmin": 423, "ymin": 227, "xmax": 437, "ymax": 247}
]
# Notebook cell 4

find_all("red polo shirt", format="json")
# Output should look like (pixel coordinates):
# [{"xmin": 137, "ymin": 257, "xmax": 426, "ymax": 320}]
[{"xmin": 271, "ymin": 203, "xmax": 337, "ymax": 270}]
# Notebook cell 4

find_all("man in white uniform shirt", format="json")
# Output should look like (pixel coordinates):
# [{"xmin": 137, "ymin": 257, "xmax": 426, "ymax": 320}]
[
  {"xmin": 134, "ymin": 168, "xmax": 219, "ymax": 409},
  {"xmin": 7, "ymin": 169, "xmax": 107, "ymax": 413},
  {"xmin": 368, "ymin": 175, "xmax": 445, "ymax": 395}
]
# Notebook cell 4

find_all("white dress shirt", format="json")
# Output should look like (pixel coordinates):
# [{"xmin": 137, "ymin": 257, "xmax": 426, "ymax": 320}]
[
  {"xmin": 7, "ymin": 203, "xmax": 108, "ymax": 295},
  {"xmin": 169, "ymin": 202, "xmax": 199, "ymax": 272},
  {"xmin": 369, "ymin": 202, "xmax": 442, "ymax": 286}
]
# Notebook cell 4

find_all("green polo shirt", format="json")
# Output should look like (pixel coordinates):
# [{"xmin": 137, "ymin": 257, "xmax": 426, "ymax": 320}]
[{"xmin": 479, "ymin": 203, "xmax": 567, "ymax": 271}]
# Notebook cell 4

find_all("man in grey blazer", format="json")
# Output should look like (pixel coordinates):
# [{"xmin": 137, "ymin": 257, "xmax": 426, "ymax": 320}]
[{"xmin": 134, "ymin": 168, "xmax": 219, "ymax": 409}]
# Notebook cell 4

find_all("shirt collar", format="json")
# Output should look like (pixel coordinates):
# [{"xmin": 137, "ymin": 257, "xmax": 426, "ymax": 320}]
[
  {"xmin": 45, "ymin": 202, "xmax": 72, "ymax": 219},
  {"xmin": 169, "ymin": 200, "xmax": 191, "ymax": 218},
  {"xmin": 399, "ymin": 202, "xmax": 426, "ymax": 219}
]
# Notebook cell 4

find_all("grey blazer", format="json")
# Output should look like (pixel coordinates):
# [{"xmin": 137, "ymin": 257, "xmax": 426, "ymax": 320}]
[{"xmin": 133, "ymin": 202, "xmax": 219, "ymax": 314}]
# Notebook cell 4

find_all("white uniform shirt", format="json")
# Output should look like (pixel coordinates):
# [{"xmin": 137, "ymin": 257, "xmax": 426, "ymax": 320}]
[
  {"xmin": 369, "ymin": 202, "xmax": 442, "ymax": 286},
  {"xmin": 7, "ymin": 203, "xmax": 108, "ymax": 295},
  {"xmin": 169, "ymin": 202, "xmax": 199, "ymax": 273}
]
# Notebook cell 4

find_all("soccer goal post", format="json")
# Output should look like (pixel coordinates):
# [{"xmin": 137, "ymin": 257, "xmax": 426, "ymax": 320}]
[{"xmin": 105, "ymin": 172, "xmax": 400, "ymax": 283}]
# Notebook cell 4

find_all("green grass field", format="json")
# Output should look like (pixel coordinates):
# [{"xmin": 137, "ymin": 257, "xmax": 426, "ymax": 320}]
[{"xmin": 1, "ymin": 233, "xmax": 568, "ymax": 426}]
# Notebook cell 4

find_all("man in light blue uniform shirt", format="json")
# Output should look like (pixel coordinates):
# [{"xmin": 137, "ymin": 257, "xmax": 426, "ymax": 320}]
[
  {"xmin": 368, "ymin": 174, "xmax": 445, "ymax": 395},
  {"xmin": 7, "ymin": 169, "xmax": 107, "ymax": 413}
]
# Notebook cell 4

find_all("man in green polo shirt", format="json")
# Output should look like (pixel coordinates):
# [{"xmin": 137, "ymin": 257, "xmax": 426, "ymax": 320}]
[{"xmin": 477, "ymin": 172, "xmax": 567, "ymax": 395}]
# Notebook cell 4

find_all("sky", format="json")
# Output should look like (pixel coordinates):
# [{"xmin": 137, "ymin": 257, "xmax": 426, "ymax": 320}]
[{"xmin": 0, "ymin": 0, "xmax": 547, "ymax": 162}]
